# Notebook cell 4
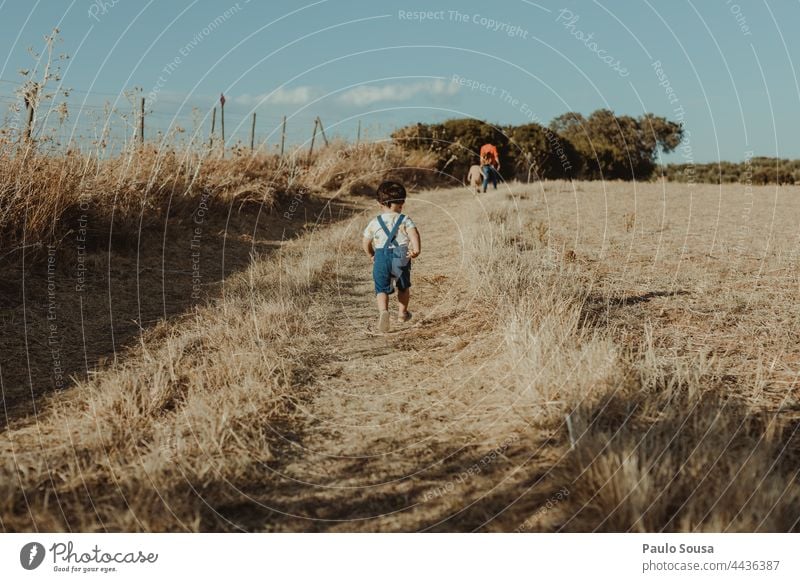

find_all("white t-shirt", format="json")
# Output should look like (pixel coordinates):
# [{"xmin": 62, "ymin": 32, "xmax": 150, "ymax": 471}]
[{"xmin": 363, "ymin": 213, "xmax": 417, "ymax": 249}]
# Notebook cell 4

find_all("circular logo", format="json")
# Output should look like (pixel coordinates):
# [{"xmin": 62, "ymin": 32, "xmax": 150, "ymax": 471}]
[{"xmin": 20, "ymin": 542, "xmax": 46, "ymax": 570}]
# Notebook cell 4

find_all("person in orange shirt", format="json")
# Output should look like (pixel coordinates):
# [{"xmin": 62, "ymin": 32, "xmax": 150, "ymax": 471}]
[{"xmin": 479, "ymin": 143, "xmax": 500, "ymax": 192}]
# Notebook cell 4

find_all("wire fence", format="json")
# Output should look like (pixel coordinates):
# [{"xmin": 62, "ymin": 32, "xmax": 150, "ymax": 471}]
[{"xmin": 1, "ymin": 75, "xmax": 385, "ymax": 158}]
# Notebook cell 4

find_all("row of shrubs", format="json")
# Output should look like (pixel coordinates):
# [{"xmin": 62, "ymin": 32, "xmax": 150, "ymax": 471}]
[
  {"xmin": 391, "ymin": 110, "xmax": 684, "ymax": 182},
  {"xmin": 392, "ymin": 112, "xmax": 800, "ymax": 185},
  {"xmin": 663, "ymin": 158, "xmax": 800, "ymax": 185}
]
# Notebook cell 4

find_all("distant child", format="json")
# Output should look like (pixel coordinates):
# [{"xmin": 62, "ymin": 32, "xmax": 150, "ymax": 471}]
[
  {"xmin": 467, "ymin": 163, "xmax": 483, "ymax": 193},
  {"xmin": 362, "ymin": 181, "xmax": 422, "ymax": 332}
]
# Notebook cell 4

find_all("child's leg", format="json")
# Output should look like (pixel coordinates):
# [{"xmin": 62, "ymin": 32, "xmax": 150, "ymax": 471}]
[
  {"xmin": 376, "ymin": 292, "xmax": 389, "ymax": 312},
  {"xmin": 482, "ymin": 165, "xmax": 490, "ymax": 193},
  {"xmin": 397, "ymin": 288, "xmax": 410, "ymax": 316}
]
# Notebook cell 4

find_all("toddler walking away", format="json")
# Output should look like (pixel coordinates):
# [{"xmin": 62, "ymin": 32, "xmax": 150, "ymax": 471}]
[{"xmin": 362, "ymin": 181, "xmax": 422, "ymax": 333}]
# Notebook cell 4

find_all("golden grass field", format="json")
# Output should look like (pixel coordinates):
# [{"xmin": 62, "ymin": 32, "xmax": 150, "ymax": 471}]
[{"xmin": 1, "ymin": 166, "xmax": 798, "ymax": 531}]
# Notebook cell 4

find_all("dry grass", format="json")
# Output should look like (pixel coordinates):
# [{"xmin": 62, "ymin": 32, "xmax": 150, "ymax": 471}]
[
  {"xmin": 1, "ymin": 178, "xmax": 798, "ymax": 532},
  {"xmin": 466, "ymin": 181, "xmax": 800, "ymax": 532},
  {"xmin": 0, "ymin": 141, "xmax": 437, "ymax": 254},
  {"xmin": 0, "ymin": 141, "xmax": 437, "ymax": 425},
  {"xmin": 0, "ymin": 137, "xmax": 437, "ymax": 531},
  {"xmin": 303, "ymin": 139, "xmax": 439, "ymax": 194},
  {"xmin": 0, "ymin": 218, "xmax": 354, "ymax": 531}
]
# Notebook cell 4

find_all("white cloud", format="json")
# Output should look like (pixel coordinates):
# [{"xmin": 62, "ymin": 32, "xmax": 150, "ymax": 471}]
[
  {"xmin": 230, "ymin": 80, "xmax": 460, "ymax": 109},
  {"xmin": 234, "ymin": 86, "xmax": 314, "ymax": 106},
  {"xmin": 337, "ymin": 79, "xmax": 460, "ymax": 107}
]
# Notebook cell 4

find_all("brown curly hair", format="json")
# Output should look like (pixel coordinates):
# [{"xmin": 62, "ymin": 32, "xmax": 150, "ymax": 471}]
[{"xmin": 376, "ymin": 181, "xmax": 407, "ymax": 206}]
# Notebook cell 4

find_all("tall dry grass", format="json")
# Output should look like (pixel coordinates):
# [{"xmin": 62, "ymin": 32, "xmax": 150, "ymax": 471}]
[
  {"xmin": 463, "ymin": 185, "xmax": 799, "ymax": 532},
  {"xmin": 0, "ymin": 140, "xmax": 438, "ymax": 257},
  {"xmin": 0, "ymin": 138, "xmax": 440, "ymax": 429},
  {"xmin": 0, "ymin": 137, "xmax": 438, "ymax": 531},
  {"xmin": 0, "ymin": 218, "xmax": 353, "ymax": 531}
]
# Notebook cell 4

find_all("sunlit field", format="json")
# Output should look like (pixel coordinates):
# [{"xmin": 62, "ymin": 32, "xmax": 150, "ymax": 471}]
[{"xmin": 2, "ymin": 176, "xmax": 797, "ymax": 532}]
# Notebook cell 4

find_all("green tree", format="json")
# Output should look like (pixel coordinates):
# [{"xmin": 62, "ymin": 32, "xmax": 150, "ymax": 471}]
[
  {"xmin": 438, "ymin": 119, "xmax": 510, "ymax": 169},
  {"xmin": 392, "ymin": 109, "xmax": 684, "ymax": 182},
  {"xmin": 551, "ymin": 109, "xmax": 683, "ymax": 180},
  {"xmin": 392, "ymin": 119, "xmax": 511, "ymax": 179},
  {"xmin": 508, "ymin": 122, "xmax": 582, "ymax": 180}
]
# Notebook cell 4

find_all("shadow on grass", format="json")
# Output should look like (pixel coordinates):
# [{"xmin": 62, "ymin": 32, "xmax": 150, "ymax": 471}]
[{"xmin": 0, "ymin": 193, "xmax": 357, "ymax": 430}]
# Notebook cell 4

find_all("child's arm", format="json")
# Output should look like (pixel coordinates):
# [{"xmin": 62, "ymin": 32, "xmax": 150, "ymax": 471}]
[
  {"xmin": 407, "ymin": 227, "xmax": 421, "ymax": 258},
  {"xmin": 362, "ymin": 237, "xmax": 375, "ymax": 261}
]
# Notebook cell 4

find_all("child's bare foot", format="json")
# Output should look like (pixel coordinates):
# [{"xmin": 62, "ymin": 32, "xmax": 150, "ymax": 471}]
[
  {"xmin": 378, "ymin": 310, "xmax": 391, "ymax": 332},
  {"xmin": 397, "ymin": 311, "xmax": 412, "ymax": 323}
]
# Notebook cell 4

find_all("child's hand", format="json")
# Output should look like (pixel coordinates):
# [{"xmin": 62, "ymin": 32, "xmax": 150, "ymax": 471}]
[{"xmin": 407, "ymin": 249, "xmax": 420, "ymax": 259}]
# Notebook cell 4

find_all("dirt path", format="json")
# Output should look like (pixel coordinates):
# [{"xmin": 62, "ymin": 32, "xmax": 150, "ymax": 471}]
[
  {"xmin": 234, "ymin": 182, "xmax": 800, "ymax": 533},
  {"xmin": 226, "ymin": 188, "xmax": 552, "ymax": 532}
]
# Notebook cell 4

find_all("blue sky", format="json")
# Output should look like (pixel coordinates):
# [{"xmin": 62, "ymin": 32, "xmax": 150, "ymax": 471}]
[{"xmin": 0, "ymin": 0, "xmax": 798, "ymax": 161}]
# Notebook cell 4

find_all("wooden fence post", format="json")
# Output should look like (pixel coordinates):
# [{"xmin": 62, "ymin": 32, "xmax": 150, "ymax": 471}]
[
  {"xmin": 308, "ymin": 117, "xmax": 318, "ymax": 157},
  {"xmin": 356, "ymin": 120, "xmax": 361, "ymax": 146},
  {"xmin": 139, "ymin": 97, "xmax": 145, "ymax": 145},
  {"xmin": 250, "ymin": 112, "xmax": 256, "ymax": 152},
  {"xmin": 316, "ymin": 116, "xmax": 329, "ymax": 146},
  {"xmin": 280, "ymin": 115, "xmax": 286, "ymax": 157},
  {"xmin": 220, "ymin": 93, "xmax": 226, "ymax": 156},
  {"xmin": 209, "ymin": 107, "xmax": 216, "ymax": 148}
]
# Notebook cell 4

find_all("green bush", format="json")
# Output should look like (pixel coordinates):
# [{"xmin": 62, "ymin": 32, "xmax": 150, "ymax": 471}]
[{"xmin": 392, "ymin": 113, "xmax": 800, "ymax": 185}]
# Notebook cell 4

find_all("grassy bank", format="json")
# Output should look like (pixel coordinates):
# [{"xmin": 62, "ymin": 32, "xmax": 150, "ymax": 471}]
[{"xmin": 465, "ymin": 183, "xmax": 799, "ymax": 531}]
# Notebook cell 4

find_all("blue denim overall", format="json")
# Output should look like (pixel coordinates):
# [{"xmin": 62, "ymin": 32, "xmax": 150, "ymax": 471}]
[
  {"xmin": 372, "ymin": 214, "xmax": 411, "ymax": 295},
  {"xmin": 482, "ymin": 164, "xmax": 498, "ymax": 192}
]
